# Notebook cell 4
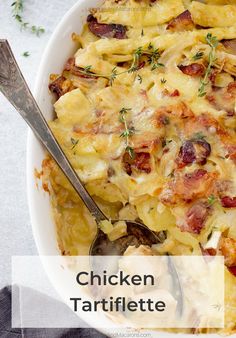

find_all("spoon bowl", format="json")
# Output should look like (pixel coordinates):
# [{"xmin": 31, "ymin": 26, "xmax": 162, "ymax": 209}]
[{"xmin": 90, "ymin": 220, "xmax": 164, "ymax": 256}]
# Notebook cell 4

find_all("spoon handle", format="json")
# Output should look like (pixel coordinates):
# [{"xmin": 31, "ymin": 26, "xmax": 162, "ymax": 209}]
[{"xmin": 0, "ymin": 40, "xmax": 107, "ymax": 222}]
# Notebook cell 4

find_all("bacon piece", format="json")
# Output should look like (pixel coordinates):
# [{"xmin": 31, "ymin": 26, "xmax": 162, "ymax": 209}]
[
  {"xmin": 175, "ymin": 102, "xmax": 194, "ymax": 118},
  {"xmin": 220, "ymin": 237, "xmax": 236, "ymax": 267},
  {"xmin": 162, "ymin": 89, "xmax": 180, "ymax": 97},
  {"xmin": 228, "ymin": 266, "xmax": 236, "ymax": 276},
  {"xmin": 221, "ymin": 196, "xmax": 236, "ymax": 208},
  {"xmin": 180, "ymin": 202, "xmax": 210, "ymax": 234},
  {"xmin": 222, "ymin": 39, "xmax": 236, "ymax": 55},
  {"xmin": 226, "ymin": 145, "xmax": 236, "ymax": 164},
  {"xmin": 227, "ymin": 81, "xmax": 236, "ymax": 93},
  {"xmin": 183, "ymin": 113, "xmax": 230, "ymax": 144},
  {"xmin": 178, "ymin": 63, "xmax": 205, "ymax": 77},
  {"xmin": 193, "ymin": 140, "xmax": 211, "ymax": 164},
  {"xmin": 49, "ymin": 76, "xmax": 72, "ymax": 100},
  {"xmin": 123, "ymin": 152, "xmax": 151, "ymax": 175},
  {"xmin": 131, "ymin": 135, "xmax": 159, "ymax": 153},
  {"xmin": 137, "ymin": 61, "xmax": 146, "ymax": 70},
  {"xmin": 170, "ymin": 89, "xmax": 180, "ymax": 97},
  {"xmin": 155, "ymin": 103, "xmax": 193, "ymax": 126},
  {"xmin": 177, "ymin": 169, "xmax": 216, "ymax": 201},
  {"xmin": 206, "ymin": 81, "xmax": 236, "ymax": 116},
  {"xmin": 64, "ymin": 57, "xmax": 98, "ymax": 79},
  {"xmin": 166, "ymin": 10, "xmax": 194, "ymax": 32},
  {"xmin": 64, "ymin": 57, "xmax": 75, "ymax": 71},
  {"xmin": 177, "ymin": 141, "xmax": 195, "ymax": 167},
  {"xmin": 177, "ymin": 139, "xmax": 211, "ymax": 168},
  {"xmin": 87, "ymin": 15, "xmax": 127, "ymax": 39},
  {"xmin": 214, "ymin": 180, "xmax": 233, "ymax": 197},
  {"xmin": 134, "ymin": 152, "xmax": 152, "ymax": 173},
  {"xmin": 160, "ymin": 169, "xmax": 217, "ymax": 204}
]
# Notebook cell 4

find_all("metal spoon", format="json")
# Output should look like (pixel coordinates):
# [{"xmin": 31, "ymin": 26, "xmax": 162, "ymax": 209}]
[
  {"xmin": 0, "ymin": 40, "xmax": 162, "ymax": 256},
  {"xmin": 0, "ymin": 40, "xmax": 183, "ymax": 315}
]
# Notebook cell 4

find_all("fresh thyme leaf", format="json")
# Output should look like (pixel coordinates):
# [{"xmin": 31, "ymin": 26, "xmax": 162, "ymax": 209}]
[
  {"xmin": 191, "ymin": 132, "xmax": 206, "ymax": 140},
  {"xmin": 206, "ymin": 33, "xmax": 219, "ymax": 48},
  {"xmin": 120, "ymin": 108, "xmax": 132, "ymax": 114},
  {"xmin": 31, "ymin": 25, "xmax": 45, "ymax": 37},
  {"xmin": 162, "ymin": 140, "xmax": 173, "ymax": 148},
  {"xmin": 126, "ymin": 146, "xmax": 135, "ymax": 159},
  {"xmin": 198, "ymin": 81, "xmax": 207, "ymax": 97},
  {"xmin": 148, "ymin": 207, "xmax": 154, "ymax": 214},
  {"xmin": 11, "ymin": 0, "xmax": 23, "ymax": 10},
  {"xmin": 192, "ymin": 51, "xmax": 204, "ymax": 61},
  {"xmin": 151, "ymin": 62, "xmax": 164, "ymax": 71},
  {"xmin": 168, "ymin": 170, "xmax": 175, "ymax": 178},
  {"xmin": 120, "ymin": 128, "xmax": 134, "ymax": 138},
  {"xmin": 22, "ymin": 51, "xmax": 30, "ymax": 57},
  {"xmin": 198, "ymin": 33, "xmax": 218, "ymax": 97},
  {"xmin": 84, "ymin": 65, "xmax": 92, "ymax": 73},
  {"xmin": 119, "ymin": 108, "xmax": 134, "ymax": 159},
  {"xmin": 161, "ymin": 78, "xmax": 167, "ymax": 84},
  {"xmin": 109, "ymin": 67, "xmax": 118, "ymax": 85},
  {"xmin": 146, "ymin": 44, "xmax": 164, "ymax": 71},
  {"xmin": 128, "ymin": 47, "xmax": 143, "ymax": 73},
  {"xmin": 137, "ymin": 74, "xmax": 142, "ymax": 84},
  {"xmin": 208, "ymin": 194, "xmax": 216, "ymax": 205},
  {"xmin": 136, "ymin": 47, "xmax": 143, "ymax": 56},
  {"xmin": 162, "ymin": 139, "xmax": 172, "ymax": 148},
  {"xmin": 71, "ymin": 138, "xmax": 79, "ymax": 150},
  {"xmin": 119, "ymin": 107, "xmax": 132, "ymax": 122}
]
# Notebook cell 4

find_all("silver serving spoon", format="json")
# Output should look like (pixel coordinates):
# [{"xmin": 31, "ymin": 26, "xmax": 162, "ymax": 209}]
[
  {"xmin": 0, "ymin": 40, "xmax": 183, "ymax": 315},
  {"xmin": 0, "ymin": 40, "xmax": 162, "ymax": 256}
]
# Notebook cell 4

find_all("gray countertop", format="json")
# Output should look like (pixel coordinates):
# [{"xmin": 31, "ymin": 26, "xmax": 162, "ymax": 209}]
[{"xmin": 0, "ymin": 0, "xmax": 77, "ymax": 289}]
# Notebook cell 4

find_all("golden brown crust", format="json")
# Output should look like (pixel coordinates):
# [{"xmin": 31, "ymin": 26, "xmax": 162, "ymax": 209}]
[
  {"xmin": 166, "ymin": 10, "xmax": 195, "ymax": 32},
  {"xmin": 49, "ymin": 76, "xmax": 74, "ymax": 100},
  {"xmin": 220, "ymin": 237, "xmax": 236, "ymax": 267}
]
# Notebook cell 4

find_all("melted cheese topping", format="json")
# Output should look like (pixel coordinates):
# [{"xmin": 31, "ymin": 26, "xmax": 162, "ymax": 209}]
[{"xmin": 44, "ymin": 0, "xmax": 236, "ymax": 334}]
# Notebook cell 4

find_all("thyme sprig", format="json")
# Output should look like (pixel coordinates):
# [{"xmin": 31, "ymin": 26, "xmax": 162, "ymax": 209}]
[
  {"xmin": 198, "ymin": 33, "xmax": 218, "ymax": 97},
  {"xmin": 81, "ymin": 44, "xmax": 164, "ymax": 86},
  {"xmin": 11, "ymin": 0, "xmax": 45, "ymax": 36},
  {"xmin": 119, "ymin": 108, "xmax": 135, "ymax": 159},
  {"xmin": 147, "ymin": 43, "xmax": 164, "ymax": 70}
]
